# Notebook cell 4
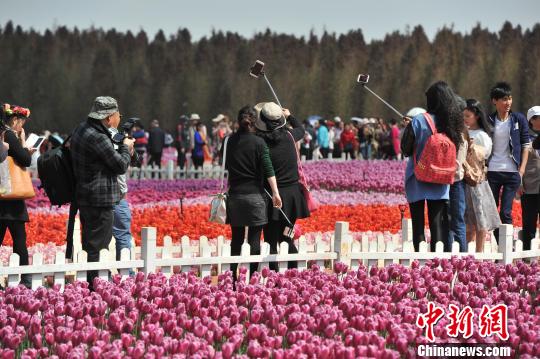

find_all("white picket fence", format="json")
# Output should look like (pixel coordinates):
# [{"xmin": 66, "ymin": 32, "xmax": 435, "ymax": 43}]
[
  {"xmin": 124, "ymin": 152, "xmax": 350, "ymax": 180},
  {"xmin": 28, "ymin": 152, "xmax": 351, "ymax": 181},
  {"xmin": 1, "ymin": 220, "xmax": 539, "ymax": 291}
]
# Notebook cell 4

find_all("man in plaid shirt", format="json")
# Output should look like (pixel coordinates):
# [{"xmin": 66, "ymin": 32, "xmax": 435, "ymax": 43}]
[{"xmin": 70, "ymin": 96, "xmax": 134, "ymax": 289}]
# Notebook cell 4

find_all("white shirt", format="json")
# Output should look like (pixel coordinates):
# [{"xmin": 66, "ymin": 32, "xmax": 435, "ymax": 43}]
[
  {"xmin": 469, "ymin": 129, "xmax": 493, "ymax": 159},
  {"xmin": 488, "ymin": 117, "xmax": 518, "ymax": 172}
]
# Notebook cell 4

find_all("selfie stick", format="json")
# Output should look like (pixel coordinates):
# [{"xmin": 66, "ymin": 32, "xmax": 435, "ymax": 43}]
[
  {"xmin": 262, "ymin": 73, "xmax": 283, "ymax": 108},
  {"xmin": 361, "ymin": 84, "xmax": 404, "ymax": 119},
  {"xmin": 264, "ymin": 189, "xmax": 293, "ymax": 227}
]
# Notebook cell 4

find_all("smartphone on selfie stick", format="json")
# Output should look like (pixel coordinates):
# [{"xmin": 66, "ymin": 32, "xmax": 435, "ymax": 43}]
[
  {"xmin": 357, "ymin": 74, "xmax": 405, "ymax": 119},
  {"xmin": 250, "ymin": 60, "xmax": 283, "ymax": 108},
  {"xmin": 264, "ymin": 189, "xmax": 295, "ymax": 239}
]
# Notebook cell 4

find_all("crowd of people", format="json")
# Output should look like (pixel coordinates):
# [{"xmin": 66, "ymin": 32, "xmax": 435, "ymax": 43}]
[
  {"xmin": 401, "ymin": 81, "xmax": 540, "ymax": 255},
  {"xmin": 0, "ymin": 79, "xmax": 539, "ymax": 289}
]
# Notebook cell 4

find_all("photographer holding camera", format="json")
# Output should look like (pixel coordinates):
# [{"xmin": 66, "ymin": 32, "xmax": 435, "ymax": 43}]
[{"xmin": 71, "ymin": 96, "xmax": 134, "ymax": 290}]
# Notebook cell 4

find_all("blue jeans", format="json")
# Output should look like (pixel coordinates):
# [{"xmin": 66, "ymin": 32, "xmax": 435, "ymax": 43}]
[
  {"xmin": 449, "ymin": 180, "xmax": 466, "ymax": 252},
  {"xmin": 487, "ymin": 171, "xmax": 521, "ymax": 243},
  {"xmin": 113, "ymin": 199, "xmax": 133, "ymax": 261},
  {"xmin": 361, "ymin": 143, "xmax": 372, "ymax": 160}
]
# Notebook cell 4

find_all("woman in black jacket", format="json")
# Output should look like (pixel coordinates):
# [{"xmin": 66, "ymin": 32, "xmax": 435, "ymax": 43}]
[
  {"xmin": 224, "ymin": 106, "xmax": 282, "ymax": 282},
  {"xmin": 0, "ymin": 104, "xmax": 35, "ymax": 288},
  {"xmin": 254, "ymin": 102, "xmax": 310, "ymax": 271}
]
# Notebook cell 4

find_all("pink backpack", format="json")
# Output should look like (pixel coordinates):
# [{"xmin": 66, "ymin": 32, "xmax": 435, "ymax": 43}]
[{"xmin": 413, "ymin": 113, "xmax": 456, "ymax": 184}]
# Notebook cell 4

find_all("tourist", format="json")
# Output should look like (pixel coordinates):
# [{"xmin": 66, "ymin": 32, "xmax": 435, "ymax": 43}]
[
  {"xmin": 486, "ymin": 82, "xmax": 530, "ymax": 243},
  {"xmin": 255, "ymin": 102, "xmax": 309, "ymax": 270},
  {"xmin": 463, "ymin": 99, "xmax": 500, "ymax": 252},
  {"xmin": 0, "ymin": 104, "xmax": 34, "ymax": 288},
  {"xmin": 401, "ymin": 81, "xmax": 463, "ymax": 252},
  {"xmin": 520, "ymin": 106, "xmax": 540, "ymax": 250},
  {"xmin": 224, "ymin": 106, "xmax": 281, "ymax": 282},
  {"xmin": 70, "ymin": 96, "xmax": 134, "ymax": 289}
]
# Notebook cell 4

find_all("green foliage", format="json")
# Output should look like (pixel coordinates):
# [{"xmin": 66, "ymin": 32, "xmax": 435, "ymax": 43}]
[{"xmin": 0, "ymin": 21, "xmax": 538, "ymax": 135}]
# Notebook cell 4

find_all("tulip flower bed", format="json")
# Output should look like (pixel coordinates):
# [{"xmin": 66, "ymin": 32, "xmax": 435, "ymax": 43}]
[{"xmin": 0, "ymin": 258, "xmax": 538, "ymax": 358}]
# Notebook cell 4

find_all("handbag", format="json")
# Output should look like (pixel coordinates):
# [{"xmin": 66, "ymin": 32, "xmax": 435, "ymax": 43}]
[
  {"xmin": 209, "ymin": 136, "xmax": 229, "ymax": 224},
  {"xmin": 463, "ymin": 142, "xmax": 486, "ymax": 187},
  {"xmin": 287, "ymin": 132, "xmax": 320, "ymax": 212},
  {"xmin": 0, "ymin": 156, "xmax": 36, "ymax": 200}
]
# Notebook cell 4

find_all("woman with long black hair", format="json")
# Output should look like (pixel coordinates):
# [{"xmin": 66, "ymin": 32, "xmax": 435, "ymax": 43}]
[
  {"xmin": 224, "ymin": 106, "xmax": 281, "ymax": 282},
  {"xmin": 254, "ymin": 102, "xmax": 309, "ymax": 270},
  {"xmin": 401, "ymin": 81, "xmax": 464, "ymax": 252},
  {"xmin": 463, "ymin": 99, "xmax": 501, "ymax": 252}
]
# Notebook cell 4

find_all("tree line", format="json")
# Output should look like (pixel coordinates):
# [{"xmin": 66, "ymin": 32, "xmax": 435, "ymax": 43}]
[{"xmin": 0, "ymin": 21, "xmax": 538, "ymax": 134}]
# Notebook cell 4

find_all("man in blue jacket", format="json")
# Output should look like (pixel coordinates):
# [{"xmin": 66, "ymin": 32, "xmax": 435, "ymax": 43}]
[{"xmin": 486, "ymin": 82, "xmax": 530, "ymax": 243}]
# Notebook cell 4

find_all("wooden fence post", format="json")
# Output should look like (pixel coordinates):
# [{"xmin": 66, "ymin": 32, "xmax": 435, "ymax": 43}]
[
  {"xmin": 31, "ymin": 252, "xmax": 43, "ymax": 290},
  {"xmin": 141, "ymin": 227, "xmax": 157, "ymax": 274},
  {"xmin": 161, "ymin": 236, "xmax": 173, "ymax": 278},
  {"xmin": 402, "ymin": 218, "xmax": 412, "ymax": 242},
  {"xmin": 499, "ymin": 224, "xmax": 513, "ymax": 265},
  {"xmin": 334, "ymin": 222, "xmax": 351, "ymax": 267},
  {"xmin": 76, "ymin": 251, "xmax": 88, "ymax": 282},
  {"xmin": 166, "ymin": 160, "xmax": 174, "ymax": 180},
  {"xmin": 8, "ymin": 253, "xmax": 20, "ymax": 287},
  {"xmin": 54, "ymin": 251, "xmax": 66, "ymax": 290}
]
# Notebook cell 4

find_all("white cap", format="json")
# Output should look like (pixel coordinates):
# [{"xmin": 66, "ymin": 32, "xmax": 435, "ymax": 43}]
[
  {"xmin": 334, "ymin": 116, "xmax": 342, "ymax": 123},
  {"xmin": 212, "ymin": 114, "xmax": 225, "ymax": 123},
  {"xmin": 190, "ymin": 113, "xmax": 200, "ymax": 121},
  {"xmin": 406, "ymin": 107, "xmax": 426, "ymax": 118},
  {"xmin": 527, "ymin": 106, "xmax": 540, "ymax": 121}
]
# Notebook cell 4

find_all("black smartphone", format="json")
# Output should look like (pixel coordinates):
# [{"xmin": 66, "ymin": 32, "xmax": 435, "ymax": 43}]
[
  {"xmin": 31, "ymin": 137, "xmax": 45, "ymax": 149},
  {"xmin": 357, "ymin": 74, "xmax": 370, "ymax": 84},
  {"xmin": 249, "ymin": 60, "xmax": 265, "ymax": 78}
]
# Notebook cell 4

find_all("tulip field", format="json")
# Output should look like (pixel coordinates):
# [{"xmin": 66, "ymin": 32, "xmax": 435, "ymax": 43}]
[
  {"xmin": 0, "ymin": 160, "xmax": 538, "ymax": 357},
  {"xmin": 0, "ymin": 258, "xmax": 539, "ymax": 358}
]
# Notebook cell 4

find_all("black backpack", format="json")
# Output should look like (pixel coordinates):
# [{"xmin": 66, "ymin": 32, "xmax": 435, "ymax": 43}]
[{"xmin": 37, "ymin": 138, "xmax": 75, "ymax": 207}]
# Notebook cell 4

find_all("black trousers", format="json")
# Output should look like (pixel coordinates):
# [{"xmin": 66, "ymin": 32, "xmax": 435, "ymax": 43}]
[
  {"xmin": 192, "ymin": 156, "xmax": 204, "ymax": 178},
  {"xmin": 177, "ymin": 147, "xmax": 186, "ymax": 170},
  {"xmin": 409, "ymin": 200, "xmax": 450, "ymax": 252},
  {"xmin": 320, "ymin": 148, "xmax": 329, "ymax": 159},
  {"xmin": 0, "ymin": 220, "xmax": 31, "ymax": 286},
  {"xmin": 148, "ymin": 152, "xmax": 163, "ymax": 178},
  {"xmin": 300, "ymin": 147, "xmax": 313, "ymax": 161},
  {"xmin": 264, "ymin": 220, "xmax": 298, "ymax": 271},
  {"xmin": 79, "ymin": 206, "xmax": 113, "ymax": 289},
  {"xmin": 230, "ymin": 225, "xmax": 263, "ymax": 282},
  {"xmin": 343, "ymin": 149, "xmax": 356, "ymax": 160},
  {"xmin": 521, "ymin": 193, "xmax": 540, "ymax": 250}
]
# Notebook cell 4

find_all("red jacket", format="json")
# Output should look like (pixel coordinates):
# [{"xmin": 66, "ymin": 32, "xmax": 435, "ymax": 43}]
[{"xmin": 340, "ymin": 130, "xmax": 356, "ymax": 149}]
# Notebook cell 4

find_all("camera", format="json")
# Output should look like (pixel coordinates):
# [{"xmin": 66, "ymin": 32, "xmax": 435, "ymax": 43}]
[
  {"xmin": 357, "ymin": 74, "xmax": 370, "ymax": 84},
  {"xmin": 112, "ymin": 118, "xmax": 143, "ymax": 168},
  {"xmin": 112, "ymin": 118, "xmax": 139, "ymax": 144}
]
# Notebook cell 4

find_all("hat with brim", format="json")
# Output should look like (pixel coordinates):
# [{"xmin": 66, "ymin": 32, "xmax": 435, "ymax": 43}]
[
  {"xmin": 212, "ymin": 114, "xmax": 225, "ymax": 123},
  {"xmin": 88, "ymin": 96, "xmax": 118, "ymax": 120},
  {"xmin": 190, "ymin": 114, "xmax": 200, "ymax": 121},
  {"xmin": 527, "ymin": 106, "xmax": 540, "ymax": 122},
  {"xmin": 254, "ymin": 102, "xmax": 286, "ymax": 132}
]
